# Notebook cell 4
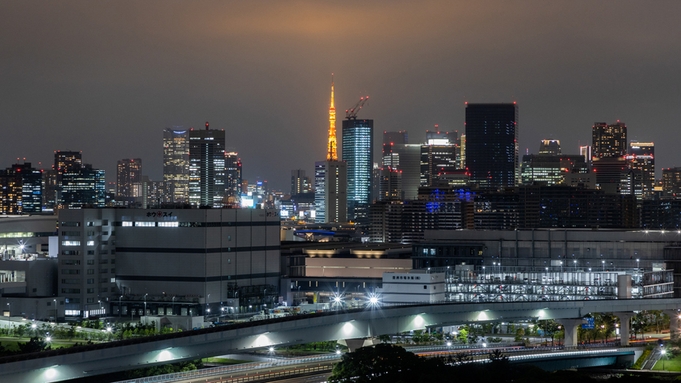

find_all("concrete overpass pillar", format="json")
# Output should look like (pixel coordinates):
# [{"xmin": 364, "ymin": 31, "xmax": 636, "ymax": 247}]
[
  {"xmin": 337, "ymin": 338, "xmax": 376, "ymax": 352},
  {"xmin": 558, "ymin": 319, "xmax": 582, "ymax": 348},
  {"xmin": 665, "ymin": 310, "xmax": 680, "ymax": 338},
  {"xmin": 616, "ymin": 312, "xmax": 633, "ymax": 346}
]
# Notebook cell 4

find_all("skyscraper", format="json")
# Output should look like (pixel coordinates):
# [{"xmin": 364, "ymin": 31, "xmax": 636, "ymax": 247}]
[
  {"xmin": 342, "ymin": 117, "xmax": 373, "ymax": 224},
  {"xmin": 315, "ymin": 160, "xmax": 347, "ymax": 223},
  {"xmin": 60, "ymin": 164, "xmax": 106, "ymax": 208},
  {"xmin": 53, "ymin": 150, "xmax": 83, "ymax": 207},
  {"xmin": 315, "ymin": 77, "xmax": 347, "ymax": 223},
  {"xmin": 0, "ymin": 162, "xmax": 43, "ymax": 214},
  {"xmin": 420, "ymin": 130, "xmax": 458, "ymax": 187},
  {"xmin": 465, "ymin": 103, "xmax": 518, "ymax": 189},
  {"xmin": 382, "ymin": 131, "xmax": 408, "ymax": 168},
  {"xmin": 189, "ymin": 122, "xmax": 226, "ymax": 208},
  {"xmin": 116, "ymin": 158, "xmax": 143, "ymax": 201},
  {"xmin": 591, "ymin": 122, "xmax": 629, "ymax": 195},
  {"xmin": 592, "ymin": 121, "xmax": 627, "ymax": 159},
  {"xmin": 627, "ymin": 141, "xmax": 655, "ymax": 199},
  {"xmin": 225, "ymin": 151, "xmax": 242, "ymax": 201},
  {"xmin": 539, "ymin": 139, "xmax": 561, "ymax": 155},
  {"xmin": 291, "ymin": 169, "xmax": 311, "ymax": 195},
  {"xmin": 163, "ymin": 128, "xmax": 189, "ymax": 204}
]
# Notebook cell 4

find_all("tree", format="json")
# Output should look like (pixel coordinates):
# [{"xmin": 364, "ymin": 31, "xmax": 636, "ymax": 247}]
[
  {"xmin": 539, "ymin": 320, "xmax": 560, "ymax": 346},
  {"xmin": 17, "ymin": 337, "xmax": 50, "ymax": 354},
  {"xmin": 328, "ymin": 344, "xmax": 446, "ymax": 383},
  {"xmin": 514, "ymin": 327, "xmax": 525, "ymax": 342},
  {"xmin": 457, "ymin": 328, "xmax": 469, "ymax": 344},
  {"xmin": 377, "ymin": 334, "xmax": 391, "ymax": 344}
]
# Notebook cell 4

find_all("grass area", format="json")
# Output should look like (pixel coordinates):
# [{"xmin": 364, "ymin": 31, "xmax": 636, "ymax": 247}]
[
  {"xmin": 0, "ymin": 337, "xmax": 87, "ymax": 351},
  {"xmin": 652, "ymin": 353, "xmax": 681, "ymax": 371},
  {"xmin": 201, "ymin": 357, "xmax": 248, "ymax": 365}
]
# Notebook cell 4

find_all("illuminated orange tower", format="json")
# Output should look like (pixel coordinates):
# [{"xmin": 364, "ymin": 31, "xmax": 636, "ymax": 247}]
[{"xmin": 326, "ymin": 75, "xmax": 337, "ymax": 161}]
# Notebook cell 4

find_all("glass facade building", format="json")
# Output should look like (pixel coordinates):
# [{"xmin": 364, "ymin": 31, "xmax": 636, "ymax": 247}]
[
  {"xmin": 342, "ymin": 118, "xmax": 374, "ymax": 224},
  {"xmin": 465, "ymin": 103, "xmax": 518, "ymax": 189},
  {"xmin": 162, "ymin": 128, "xmax": 189, "ymax": 204},
  {"xmin": 189, "ymin": 125, "xmax": 226, "ymax": 208}
]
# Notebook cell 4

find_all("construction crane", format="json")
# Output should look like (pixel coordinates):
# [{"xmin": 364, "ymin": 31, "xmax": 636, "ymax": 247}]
[{"xmin": 345, "ymin": 96, "xmax": 369, "ymax": 120}]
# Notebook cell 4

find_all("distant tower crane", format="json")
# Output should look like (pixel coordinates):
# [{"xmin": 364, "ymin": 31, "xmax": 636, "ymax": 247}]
[{"xmin": 345, "ymin": 96, "xmax": 369, "ymax": 120}]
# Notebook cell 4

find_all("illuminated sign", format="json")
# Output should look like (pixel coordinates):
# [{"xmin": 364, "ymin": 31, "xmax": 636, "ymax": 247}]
[{"xmin": 146, "ymin": 211, "xmax": 176, "ymax": 218}]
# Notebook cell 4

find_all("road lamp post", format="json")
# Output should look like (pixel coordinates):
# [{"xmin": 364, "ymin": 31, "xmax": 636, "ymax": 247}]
[
  {"xmin": 53, "ymin": 299, "xmax": 57, "ymax": 321},
  {"xmin": 143, "ymin": 293, "xmax": 148, "ymax": 317},
  {"xmin": 662, "ymin": 349, "xmax": 667, "ymax": 370},
  {"xmin": 172, "ymin": 296, "xmax": 176, "ymax": 316},
  {"xmin": 119, "ymin": 295, "xmax": 123, "ymax": 318}
]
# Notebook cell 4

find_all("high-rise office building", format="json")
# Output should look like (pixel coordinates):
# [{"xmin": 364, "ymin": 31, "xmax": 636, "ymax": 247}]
[
  {"xmin": 60, "ymin": 164, "xmax": 106, "ymax": 208},
  {"xmin": 53, "ymin": 150, "xmax": 83, "ymax": 207},
  {"xmin": 380, "ymin": 131, "xmax": 408, "ymax": 201},
  {"xmin": 382, "ymin": 131, "xmax": 408, "ymax": 168},
  {"xmin": 0, "ymin": 162, "xmax": 43, "ymax": 214},
  {"xmin": 420, "ymin": 130, "xmax": 458, "ymax": 187},
  {"xmin": 342, "ymin": 118, "xmax": 373, "ymax": 224},
  {"xmin": 225, "ymin": 151, "xmax": 242, "ymax": 201},
  {"xmin": 591, "ymin": 122, "xmax": 629, "ymax": 195},
  {"xmin": 315, "ymin": 78, "xmax": 348, "ymax": 223},
  {"xmin": 116, "ymin": 159, "xmax": 143, "ymax": 201},
  {"xmin": 464, "ymin": 103, "xmax": 518, "ymax": 189},
  {"xmin": 163, "ymin": 128, "xmax": 190, "ymax": 204},
  {"xmin": 592, "ymin": 121, "xmax": 627, "ymax": 159},
  {"xmin": 291, "ymin": 169, "xmax": 311, "ymax": 195},
  {"xmin": 626, "ymin": 141, "xmax": 655, "ymax": 200},
  {"xmin": 539, "ymin": 139, "xmax": 561, "ymax": 155},
  {"xmin": 663, "ymin": 167, "xmax": 681, "ymax": 197},
  {"xmin": 314, "ymin": 160, "xmax": 347, "ymax": 223},
  {"xmin": 579, "ymin": 145, "xmax": 592, "ymax": 168},
  {"xmin": 189, "ymin": 122, "xmax": 226, "ymax": 208},
  {"xmin": 378, "ymin": 167, "xmax": 402, "ymax": 201}
]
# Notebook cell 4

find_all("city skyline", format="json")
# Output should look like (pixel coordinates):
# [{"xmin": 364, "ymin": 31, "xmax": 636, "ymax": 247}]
[{"xmin": 2, "ymin": 1, "xmax": 681, "ymax": 190}]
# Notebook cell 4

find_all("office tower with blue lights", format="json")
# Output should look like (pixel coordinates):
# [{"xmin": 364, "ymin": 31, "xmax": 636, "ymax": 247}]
[
  {"xmin": 60, "ymin": 164, "xmax": 106, "ymax": 208},
  {"xmin": 342, "ymin": 117, "xmax": 373, "ymax": 224},
  {"xmin": 163, "ymin": 128, "xmax": 190, "ymax": 204},
  {"xmin": 189, "ymin": 122, "xmax": 226, "ymax": 208},
  {"xmin": 464, "ymin": 103, "xmax": 518, "ymax": 189}
]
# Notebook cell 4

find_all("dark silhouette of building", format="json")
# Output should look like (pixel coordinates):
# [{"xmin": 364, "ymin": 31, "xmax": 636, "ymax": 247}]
[{"xmin": 465, "ymin": 103, "xmax": 518, "ymax": 189}]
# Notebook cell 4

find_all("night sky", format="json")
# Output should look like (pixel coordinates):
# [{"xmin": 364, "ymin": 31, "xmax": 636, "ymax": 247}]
[{"xmin": 2, "ymin": 1, "xmax": 681, "ymax": 190}]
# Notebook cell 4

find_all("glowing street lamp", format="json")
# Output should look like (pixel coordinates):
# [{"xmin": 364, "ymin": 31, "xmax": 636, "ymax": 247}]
[{"xmin": 367, "ymin": 293, "xmax": 380, "ymax": 308}]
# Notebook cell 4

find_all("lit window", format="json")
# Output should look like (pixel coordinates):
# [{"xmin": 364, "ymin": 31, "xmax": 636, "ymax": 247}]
[
  {"xmin": 122, "ymin": 222, "xmax": 133, "ymax": 227},
  {"xmin": 87, "ymin": 241, "xmax": 95, "ymax": 246},
  {"xmin": 135, "ymin": 222, "xmax": 155, "ymax": 227},
  {"xmin": 61, "ymin": 241, "xmax": 80, "ymax": 246}
]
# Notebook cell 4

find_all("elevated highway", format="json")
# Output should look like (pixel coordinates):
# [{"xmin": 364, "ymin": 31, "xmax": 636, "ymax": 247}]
[{"xmin": 1, "ymin": 298, "xmax": 679, "ymax": 382}]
